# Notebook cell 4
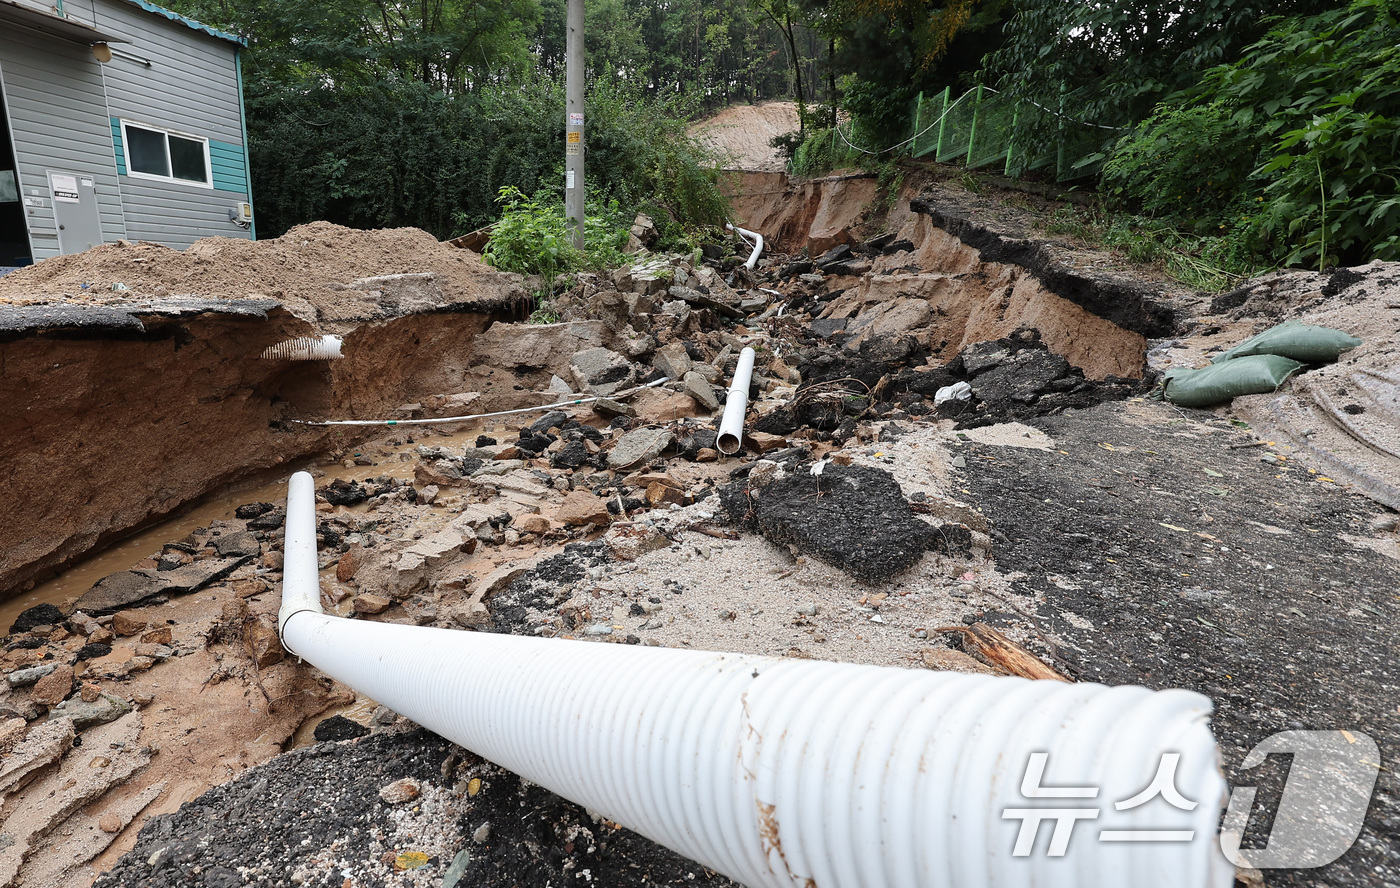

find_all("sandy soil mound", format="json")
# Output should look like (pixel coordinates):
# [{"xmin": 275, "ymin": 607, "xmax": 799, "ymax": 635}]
[
  {"xmin": 0, "ymin": 222, "xmax": 515, "ymax": 317},
  {"xmin": 689, "ymin": 102, "xmax": 800, "ymax": 172}
]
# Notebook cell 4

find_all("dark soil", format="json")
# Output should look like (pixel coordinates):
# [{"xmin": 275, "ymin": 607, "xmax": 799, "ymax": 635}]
[
  {"xmin": 951, "ymin": 400, "xmax": 1400, "ymax": 887},
  {"xmin": 95, "ymin": 729, "xmax": 740, "ymax": 888}
]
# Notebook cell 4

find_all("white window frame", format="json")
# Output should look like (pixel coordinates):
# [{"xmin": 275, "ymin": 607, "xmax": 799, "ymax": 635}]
[{"xmin": 119, "ymin": 119, "xmax": 213, "ymax": 189}]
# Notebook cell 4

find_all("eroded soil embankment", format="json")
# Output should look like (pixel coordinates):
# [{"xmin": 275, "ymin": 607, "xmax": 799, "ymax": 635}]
[
  {"xmin": 0, "ymin": 303, "xmax": 539, "ymax": 598},
  {"xmin": 725, "ymin": 170, "xmax": 1158, "ymax": 380}
]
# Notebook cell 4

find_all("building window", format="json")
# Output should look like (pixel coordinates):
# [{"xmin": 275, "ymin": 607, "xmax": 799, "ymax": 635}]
[{"xmin": 120, "ymin": 121, "xmax": 210, "ymax": 186}]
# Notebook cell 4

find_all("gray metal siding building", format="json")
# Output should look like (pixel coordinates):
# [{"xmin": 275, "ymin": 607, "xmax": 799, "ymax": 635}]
[{"xmin": 0, "ymin": 0, "xmax": 253, "ymax": 268}]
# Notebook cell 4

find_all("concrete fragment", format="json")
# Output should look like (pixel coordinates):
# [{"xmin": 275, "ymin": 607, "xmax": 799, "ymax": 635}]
[
  {"xmin": 242, "ymin": 612, "xmax": 285, "ymax": 667},
  {"xmin": 212, "ymin": 530, "xmax": 260, "ymax": 558},
  {"xmin": 570, "ymin": 347, "xmax": 635, "ymax": 395},
  {"xmin": 75, "ymin": 555, "xmax": 252, "ymax": 613},
  {"xmin": 0, "ymin": 718, "xmax": 75, "ymax": 797},
  {"xmin": 473, "ymin": 320, "xmax": 608, "ymax": 376},
  {"xmin": 645, "ymin": 482, "xmax": 687, "ymax": 507},
  {"xmin": 49, "ymin": 693, "xmax": 132, "ymax": 730},
  {"xmin": 352, "ymin": 594, "xmax": 393, "ymax": 615},
  {"xmin": 30, "ymin": 664, "xmax": 74, "ymax": 706},
  {"xmin": 336, "ymin": 545, "xmax": 365, "ymax": 582},
  {"xmin": 140, "ymin": 626, "xmax": 172, "ymax": 645},
  {"xmin": 591, "ymin": 397, "xmax": 637, "ymax": 418},
  {"xmin": 652, "ymin": 341, "xmax": 693, "ymax": 380},
  {"xmin": 0, "ymin": 717, "xmax": 26, "ymax": 755},
  {"xmin": 608, "ymin": 427, "xmax": 674, "ymax": 470},
  {"xmin": 0, "ymin": 712, "xmax": 148, "ymax": 885},
  {"xmin": 683, "ymin": 371, "xmax": 720, "ymax": 411},
  {"xmin": 16, "ymin": 781, "xmax": 164, "ymax": 888},
  {"xmin": 6, "ymin": 664, "xmax": 57, "ymax": 688},
  {"xmin": 603, "ymin": 524, "xmax": 672, "ymax": 561},
  {"xmin": 111, "ymin": 612, "xmax": 147, "ymax": 636},
  {"xmin": 378, "ymin": 777, "xmax": 422, "ymax": 804},
  {"xmin": 67, "ymin": 611, "xmax": 102, "ymax": 636}
]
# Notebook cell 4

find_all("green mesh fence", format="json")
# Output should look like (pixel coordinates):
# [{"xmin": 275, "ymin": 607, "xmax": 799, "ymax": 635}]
[
  {"xmin": 911, "ymin": 87, "xmax": 1117, "ymax": 181},
  {"xmin": 967, "ymin": 89, "xmax": 1015, "ymax": 168},
  {"xmin": 910, "ymin": 88, "xmax": 946, "ymax": 159},
  {"xmin": 935, "ymin": 88, "xmax": 977, "ymax": 162}
]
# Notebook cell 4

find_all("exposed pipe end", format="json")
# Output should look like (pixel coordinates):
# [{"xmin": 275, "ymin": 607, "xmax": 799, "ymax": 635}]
[
  {"xmin": 261, "ymin": 334, "xmax": 344, "ymax": 361},
  {"xmin": 715, "ymin": 432, "xmax": 742, "ymax": 455}
]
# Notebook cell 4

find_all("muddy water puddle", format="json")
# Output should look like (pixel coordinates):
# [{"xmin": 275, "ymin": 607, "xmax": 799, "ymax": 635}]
[{"xmin": 2, "ymin": 418, "xmax": 514, "ymax": 633}]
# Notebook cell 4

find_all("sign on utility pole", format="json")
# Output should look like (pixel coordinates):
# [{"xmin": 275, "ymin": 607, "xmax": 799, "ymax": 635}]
[{"xmin": 565, "ymin": 0, "xmax": 584, "ymax": 250}]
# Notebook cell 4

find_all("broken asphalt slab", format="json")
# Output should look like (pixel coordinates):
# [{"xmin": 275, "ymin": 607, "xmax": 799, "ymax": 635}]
[
  {"xmin": 720, "ymin": 464, "xmax": 936, "ymax": 583},
  {"xmin": 73, "ymin": 554, "xmax": 253, "ymax": 614}
]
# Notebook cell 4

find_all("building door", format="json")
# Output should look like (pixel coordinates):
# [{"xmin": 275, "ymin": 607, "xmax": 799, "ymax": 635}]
[
  {"xmin": 0, "ymin": 69, "xmax": 31, "ymax": 268},
  {"xmin": 48, "ymin": 170, "xmax": 102, "ymax": 255}
]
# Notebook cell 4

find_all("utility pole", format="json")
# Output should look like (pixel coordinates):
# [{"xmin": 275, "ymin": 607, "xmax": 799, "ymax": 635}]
[{"xmin": 565, "ymin": 0, "xmax": 585, "ymax": 250}]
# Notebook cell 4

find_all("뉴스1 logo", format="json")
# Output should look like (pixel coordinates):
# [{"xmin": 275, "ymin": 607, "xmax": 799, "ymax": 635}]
[{"xmin": 1002, "ymin": 730, "xmax": 1380, "ymax": 867}]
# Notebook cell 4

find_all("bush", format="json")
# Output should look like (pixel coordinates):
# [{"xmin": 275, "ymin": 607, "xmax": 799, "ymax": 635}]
[
  {"xmin": 246, "ymin": 75, "xmax": 729, "ymax": 244},
  {"xmin": 1100, "ymin": 0, "xmax": 1400, "ymax": 268},
  {"xmin": 1101, "ymin": 103, "xmax": 1260, "ymax": 233},
  {"xmin": 482, "ymin": 187, "xmax": 633, "ymax": 283}
]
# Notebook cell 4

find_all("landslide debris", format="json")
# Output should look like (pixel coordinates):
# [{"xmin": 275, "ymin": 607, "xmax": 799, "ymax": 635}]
[{"xmin": 2, "ymin": 182, "xmax": 1264, "ymax": 887}]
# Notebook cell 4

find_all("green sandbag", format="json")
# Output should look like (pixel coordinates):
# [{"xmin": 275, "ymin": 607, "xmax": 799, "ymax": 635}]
[
  {"xmin": 1164, "ymin": 354, "xmax": 1304, "ymax": 408},
  {"xmin": 1210, "ymin": 320, "xmax": 1361, "ymax": 365}
]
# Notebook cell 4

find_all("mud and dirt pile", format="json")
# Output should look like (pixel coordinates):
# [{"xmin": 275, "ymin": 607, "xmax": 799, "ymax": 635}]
[{"xmin": 0, "ymin": 221, "xmax": 523, "ymax": 321}]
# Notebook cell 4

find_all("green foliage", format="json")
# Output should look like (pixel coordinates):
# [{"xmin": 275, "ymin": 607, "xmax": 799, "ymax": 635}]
[
  {"xmin": 1101, "ymin": 103, "xmax": 1260, "ymax": 230},
  {"xmin": 1100, "ymin": 0, "xmax": 1400, "ymax": 268},
  {"xmin": 1044, "ymin": 206, "xmax": 1266, "ymax": 292},
  {"xmin": 985, "ymin": 0, "xmax": 1337, "ymax": 158},
  {"xmin": 787, "ymin": 127, "xmax": 863, "ymax": 177},
  {"xmin": 482, "ymin": 187, "xmax": 584, "ymax": 281},
  {"xmin": 482, "ymin": 187, "xmax": 636, "ymax": 283}
]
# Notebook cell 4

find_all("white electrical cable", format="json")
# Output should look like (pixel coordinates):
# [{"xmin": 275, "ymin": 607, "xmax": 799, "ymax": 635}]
[
  {"xmin": 277, "ymin": 471, "xmax": 1234, "ymax": 888},
  {"xmin": 289, "ymin": 377, "xmax": 670, "ymax": 427}
]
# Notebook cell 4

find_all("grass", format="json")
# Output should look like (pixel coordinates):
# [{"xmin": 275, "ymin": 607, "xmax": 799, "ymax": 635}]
[{"xmin": 1043, "ymin": 205, "xmax": 1268, "ymax": 292}]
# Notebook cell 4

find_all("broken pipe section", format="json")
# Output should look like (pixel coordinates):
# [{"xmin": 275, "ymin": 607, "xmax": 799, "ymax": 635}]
[
  {"xmin": 717, "ymin": 346, "xmax": 756, "ymax": 455},
  {"xmin": 277, "ymin": 471, "xmax": 1232, "ymax": 887}
]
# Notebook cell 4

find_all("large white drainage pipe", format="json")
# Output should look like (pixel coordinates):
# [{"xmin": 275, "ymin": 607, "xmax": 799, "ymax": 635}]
[
  {"xmin": 278, "ymin": 471, "xmax": 1231, "ymax": 888},
  {"xmin": 727, "ymin": 223, "xmax": 764, "ymax": 269},
  {"xmin": 715, "ymin": 346, "xmax": 756, "ymax": 455}
]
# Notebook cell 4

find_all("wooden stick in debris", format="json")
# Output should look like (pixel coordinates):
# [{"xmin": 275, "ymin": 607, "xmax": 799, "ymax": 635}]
[
  {"xmin": 933, "ymin": 623, "xmax": 1072, "ymax": 682},
  {"xmin": 686, "ymin": 523, "xmax": 741, "ymax": 541}
]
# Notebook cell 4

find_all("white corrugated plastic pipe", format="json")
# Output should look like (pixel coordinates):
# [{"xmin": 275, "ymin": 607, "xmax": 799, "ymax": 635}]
[
  {"xmin": 715, "ymin": 346, "xmax": 756, "ymax": 455},
  {"xmin": 278, "ymin": 471, "xmax": 1232, "ymax": 888},
  {"xmin": 727, "ymin": 223, "xmax": 764, "ymax": 269}
]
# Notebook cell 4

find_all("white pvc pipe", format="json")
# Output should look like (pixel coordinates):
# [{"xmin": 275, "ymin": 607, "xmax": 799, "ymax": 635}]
[
  {"xmin": 727, "ymin": 223, "xmax": 764, "ymax": 270},
  {"xmin": 277, "ymin": 472, "xmax": 1232, "ymax": 888},
  {"xmin": 716, "ymin": 346, "xmax": 755, "ymax": 455}
]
